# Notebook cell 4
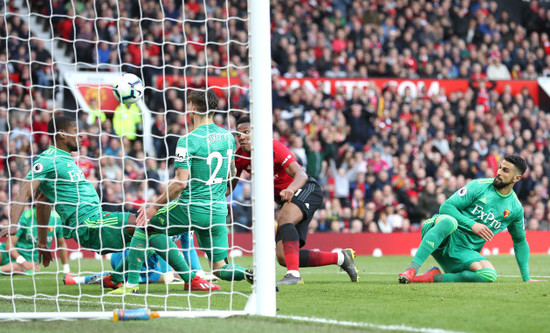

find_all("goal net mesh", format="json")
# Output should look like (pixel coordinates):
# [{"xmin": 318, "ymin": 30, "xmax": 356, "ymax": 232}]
[{"xmin": 0, "ymin": 0, "xmax": 257, "ymax": 319}]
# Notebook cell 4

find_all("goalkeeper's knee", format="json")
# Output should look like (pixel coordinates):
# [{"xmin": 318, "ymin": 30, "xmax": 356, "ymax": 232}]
[
  {"xmin": 475, "ymin": 268, "xmax": 497, "ymax": 283},
  {"xmin": 435, "ymin": 215, "xmax": 458, "ymax": 236}
]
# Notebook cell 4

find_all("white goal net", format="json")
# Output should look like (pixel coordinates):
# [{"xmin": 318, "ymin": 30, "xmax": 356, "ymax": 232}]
[{"xmin": 0, "ymin": 0, "xmax": 275, "ymax": 320}]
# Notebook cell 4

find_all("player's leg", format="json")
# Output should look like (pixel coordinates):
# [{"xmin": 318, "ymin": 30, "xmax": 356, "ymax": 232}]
[
  {"xmin": 194, "ymin": 217, "xmax": 249, "ymax": 282},
  {"xmin": 64, "ymin": 273, "xmax": 106, "ymax": 285},
  {"xmin": 149, "ymin": 256, "xmax": 177, "ymax": 284},
  {"xmin": 432, "ymin": 257, "xmax": 497, "ymax": 283},
  {"xmin": 100, "ymin": 213, "xmax": 142, "ymax": 287},
  {"xmin": 275, "ymin": 202, "xmax": 304, "ymax": 285},
  {"xmin": 0, "ymin": 251, "xmax": 33, "ymax": 275},
  {"xmin": 1, "ymin": 263, "xmax": 20, "ymax": 275},
  {"xmin": 111, "ymin": 205, "xmax": 219, "ymax": 294},
  {"xmin": 275, "ymin": 180, "xmax": 318, "ymax": 284},
  {"xmin": 277, "ymin": 179, "xmax": 355, "ymax": 284},
  {"xmin": 178, "ymin": 231, "xmax": 211, "ymax": 278},
  {"xmin": 299, "ymin": 248, "xmax": 359, "ymax": 282},
  {"xmin": 398, "ymin": 214, "xmax": 458, "ymax": 283},
  {"xmin": 409, "ymin": 237, "xmax": 497, "ymax": 283}
]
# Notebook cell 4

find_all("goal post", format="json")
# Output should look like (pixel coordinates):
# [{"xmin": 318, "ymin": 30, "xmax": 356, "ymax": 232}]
[
  {"xmin": 1, "ymin": 0, "xmax": 275, "ymax": 320},
  {"xmin": 247, "ymin": 0, "xmax": 276, "ymax": 317}
]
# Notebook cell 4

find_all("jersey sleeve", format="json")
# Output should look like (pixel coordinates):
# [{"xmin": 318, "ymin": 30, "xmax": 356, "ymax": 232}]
[
  {"xmin": 234, "ymin": 148, "xmax": 247, "ymax": 177},
  {"xmin": 25, "ymin": 156, "xmax": 55, "ymax": 181},
  {"xmin": 507, "ymin": 207, "xmax": 530, "ymax": 281},
  {"xmin": 439, "ymin": 179, "xmax": 484, "ymax": 229},
  {"xmin": 174, "ymin": 136, "xmax": 191, "ymax": 170},
  {"xmin": 273, "ymin": 140, "xmax": 296, "ymax": 170}
]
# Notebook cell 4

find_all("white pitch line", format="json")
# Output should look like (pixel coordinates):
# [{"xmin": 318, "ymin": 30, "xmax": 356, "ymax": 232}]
[
  {"xmin": 0, "ymin": 294, "xmax": 189, "ymax": 311},
  {"xmin": 278, "ymin": 315, "xmax": 466, "ymax": 333}
]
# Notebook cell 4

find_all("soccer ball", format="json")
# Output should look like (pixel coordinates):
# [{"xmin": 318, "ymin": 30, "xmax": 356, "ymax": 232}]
[{"xmin": 112, "ymin": 73, "xmax": 144, "ymax": 105}]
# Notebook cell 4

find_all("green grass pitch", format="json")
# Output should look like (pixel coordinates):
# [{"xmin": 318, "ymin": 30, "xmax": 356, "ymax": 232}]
[{"xmin": 0, "ymin": 255, "xmax": 548, "ymax": 333}]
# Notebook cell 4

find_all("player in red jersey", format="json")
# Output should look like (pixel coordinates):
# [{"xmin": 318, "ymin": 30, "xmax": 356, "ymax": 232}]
[{"xmin": 229, "ymin": 117, "xmax": 359, "ymax": 285}]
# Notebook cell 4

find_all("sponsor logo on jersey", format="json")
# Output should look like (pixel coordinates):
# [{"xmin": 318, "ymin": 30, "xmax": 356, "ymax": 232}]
[
  {"xmin": 425, "ymin": 240, "xmax": 435, "ymax": 248},
  {"xmin": 471, "ymin": 204, "xmax": 502, "ymax": 229},
  {"xmin": 67, "ymin": 162, "xmax": 72, "ymax": 168},
  {"xmin": 480, "ymin": 197, "xmax": 487, "ymax": 204},
  {"xmin": 33, "ymin": 163, "xmax": 44, "ymax": 173},
  {"xmin": 305, "ymin": 203, "xmax": 309, "ymax": 209},
  {"xmin": 103, "ymin": 212, "xmax": 113, "ymax": 217},
  {"xmin": 503, "ymin": 209, "xmax": 510, "ymax": 218},
  {"xmin": 458, "ymin": 187, "xmax": 467, "ymax": 196}
]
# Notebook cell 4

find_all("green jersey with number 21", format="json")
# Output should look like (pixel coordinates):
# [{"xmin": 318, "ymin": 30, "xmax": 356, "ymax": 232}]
[{"xmin": 175, "ymin": 123, "xmax": 235, "ymax": 216}]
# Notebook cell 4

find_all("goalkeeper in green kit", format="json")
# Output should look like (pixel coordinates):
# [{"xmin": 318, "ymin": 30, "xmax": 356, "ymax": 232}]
[
  {"xmin": 110, "ymin": 89, "xmax": 250, "ymax": 295},
  {"xmin": 398, "ymin": 155, "xmax": 544, "ymax": 284}
]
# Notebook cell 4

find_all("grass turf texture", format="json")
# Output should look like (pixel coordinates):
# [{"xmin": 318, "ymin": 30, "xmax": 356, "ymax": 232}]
[{"xmin": 0, "ymin": 255, "xmax": 548, "ymax": 333}]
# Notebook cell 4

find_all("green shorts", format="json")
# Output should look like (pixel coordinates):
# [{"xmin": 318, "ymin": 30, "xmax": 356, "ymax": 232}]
[
  {"xmin": 149, "ymin": 203, "xmax": 229, "ymax": 262},
  {"xmin": 421, "ymin": 214, "xmax": 487, "ymax": 273},
  {"xmin": 75, "ymin": 211, "xmax": 132, "ymax": 254}
]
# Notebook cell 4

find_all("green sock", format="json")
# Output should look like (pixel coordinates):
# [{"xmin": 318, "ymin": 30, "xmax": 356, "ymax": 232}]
[
  {"xmin": 218, "ymin": 264, "xmax": 246, "ymax": 281},
  {"xmin": 127, "ymin": 229, "xmax": 149, "ymax": 285},
  {"xmin": 406, "ymin": 262, "xmax": 421, "ymax": 274},
  {"xmin": 110, "ymin": 256, "xmax": 127, "ymax": 284},
  {"xmin": 412, "ymin": 215, "xmax": 457, "ymax": 267},
  {"xmin": 111, "ymin": 249, "xmax": 157, "ymax": 284},
  {"xmin": 437, "ymin": 268, "xmax": 497, "ymax": 283},
  {"xmin": 149, "ymin": 233, "xmax": 194, "ymax": 283}
]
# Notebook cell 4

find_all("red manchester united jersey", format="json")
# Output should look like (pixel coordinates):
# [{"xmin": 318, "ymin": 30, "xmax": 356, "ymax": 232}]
[{"xmin": 235, "ymin": 140, "xmax": 298, "ymax": 202}]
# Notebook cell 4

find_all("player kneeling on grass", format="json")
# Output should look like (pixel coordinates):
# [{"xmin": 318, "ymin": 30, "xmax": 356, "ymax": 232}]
[
  {"xmin": 399, "ymin": 155, "xmax": 544, "ymax": 284},
  {"xmin": 0, "ymin": 208, "xmax": 70, "ymax": 275},
  {"xmin": 109, "ymin": 89, "xmax": 250, "ymax": 295},
  {"xmin": 230, "ymin": 117, "xmax": 358, "ymax": 286},
  {"xmin": 9, "ymin": 115, "xmax": 216, "ymax": 292}
]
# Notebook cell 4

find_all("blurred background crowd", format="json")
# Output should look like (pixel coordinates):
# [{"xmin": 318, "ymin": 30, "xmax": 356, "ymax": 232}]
[{"xmin": 1, "ymin": 0, "xmax": 550, "ymax": 234}]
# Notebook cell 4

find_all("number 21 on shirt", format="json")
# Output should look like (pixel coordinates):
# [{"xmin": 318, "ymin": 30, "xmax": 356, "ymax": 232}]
[{"xmin": 176, "ymin": 147, "xmax": 233, "ymax": 186}]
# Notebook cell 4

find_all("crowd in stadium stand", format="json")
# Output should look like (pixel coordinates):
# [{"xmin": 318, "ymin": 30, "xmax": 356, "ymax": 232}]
[{"xmin": 1, "ymin": 0, "xmax": 550, "ymax": 233}]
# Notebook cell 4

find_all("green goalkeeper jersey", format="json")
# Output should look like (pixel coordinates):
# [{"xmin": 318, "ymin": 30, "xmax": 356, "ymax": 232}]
[
  {"xmin": 0, "ymin": 208, "xmax": 63, "ymax": 262},
  {"xmin": 25, "ymin": 146, "xmax": 101, "ymax": 237},
  {"xmin": 174, "ymin": 123, "xmax": 236, "ymax": 216},
  {"xmin": 440, "ymin": 178, "xmax": 526, "ymax": 251}
]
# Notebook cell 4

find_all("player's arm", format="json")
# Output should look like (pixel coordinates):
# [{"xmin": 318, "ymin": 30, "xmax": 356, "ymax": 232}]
[
  {"xmin": 136, "ymin": 168, "xmax": 189, "ymax": 226},
  {"xmin": 56, "ymin": 237, "xmax": 71, "ymax": 273},
  {"xmin": 9, "ymin": 179, "xmax": 42, "ymax": 236},
  {"xmin": 35, "ymin": 191, "xmax": 54, "ymax": 266},
  {"xmin": 439, "ymin": 180, "xmax": 494, "ymax": 241},
  {"xmin": 5, "ymin": 234, "xmax": 39, "ymax": 272},
  {"xmin": 507, "ymin": 214, "xmax": 544, "ymax": 282},
  {"xmin": 280, "ymin": 161, "xmax": 308, "ymax": 202}
]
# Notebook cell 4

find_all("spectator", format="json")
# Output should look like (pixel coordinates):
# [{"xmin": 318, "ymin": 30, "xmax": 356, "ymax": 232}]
[
  {"xmin": 486, "ymin": 51, "xmax": 511, "ymax": 80},
  {"xmin": 2, "ymin": 0, "xmax": 549, "ymax": 238},
  {"xmin": 113, "ymin": 103, "xmax": 142, "ymax": 141}
]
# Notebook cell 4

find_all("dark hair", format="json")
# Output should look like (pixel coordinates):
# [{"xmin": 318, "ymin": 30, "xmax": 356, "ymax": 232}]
[
  {"xmin": 187, "ymin": 89, "xmax": 218, "ymax": 113},
  {"xmin": 236, "ymin": 116, "xmax": 250, "ymax": 127},
  {"xmin": 504, "ymin": 155, "xmax": 527, "ymax": 175},
  {"xmin": 47, "ymin": 115, "xmax": 76, "ymax": 137}
]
